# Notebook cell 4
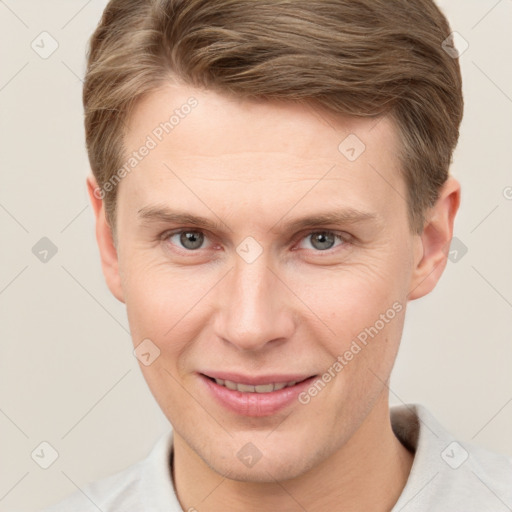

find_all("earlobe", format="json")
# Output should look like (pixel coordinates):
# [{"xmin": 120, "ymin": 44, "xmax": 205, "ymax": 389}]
[
  {"xmin": 408, "ymin": 176, "xmax": 461, "ymax": 301},
  {"xmin": 86, "ymin": 175, "xmax": 125, "ymax": 303}
]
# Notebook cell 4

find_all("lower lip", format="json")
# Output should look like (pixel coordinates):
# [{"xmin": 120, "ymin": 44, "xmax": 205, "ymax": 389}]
[{"xmin": 200, "ymin": 374, "xmax": 316, "ymax": 417}]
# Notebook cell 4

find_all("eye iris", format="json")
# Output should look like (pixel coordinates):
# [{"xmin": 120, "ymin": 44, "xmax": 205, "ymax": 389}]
[
  {"xmin": 180, "ymin": 231, "xmax": 204, "ymax": 250},
  {"xmin": 310, "ymin": 232, "xmax": 335, "ymax": 250}
]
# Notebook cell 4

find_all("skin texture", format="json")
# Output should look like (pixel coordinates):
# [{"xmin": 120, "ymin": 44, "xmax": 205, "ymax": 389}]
[{"xmin": 88, "ymin": 83, "xmax": 460, "ymax": 511}]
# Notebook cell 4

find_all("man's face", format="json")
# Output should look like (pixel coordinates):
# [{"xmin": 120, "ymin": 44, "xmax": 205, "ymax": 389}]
[{"xmin": 112, "ymin": 84, "xmax": 421, "ymax": 481}]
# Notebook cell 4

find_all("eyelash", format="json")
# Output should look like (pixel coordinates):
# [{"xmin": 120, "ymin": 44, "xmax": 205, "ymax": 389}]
[{"xmin": 159, "ymin": 228, "xmax": 352, "ymax": 254}]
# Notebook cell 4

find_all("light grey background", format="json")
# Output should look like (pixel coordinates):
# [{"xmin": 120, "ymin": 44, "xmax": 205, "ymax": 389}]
[{"xmin": 0, "ymin": 1, "xmax": 511, "ymax": 510}]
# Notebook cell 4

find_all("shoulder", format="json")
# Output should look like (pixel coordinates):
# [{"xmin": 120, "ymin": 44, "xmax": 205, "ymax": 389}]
[
  {"xmin": 456, "ymin": 439, "xmax": 512, "ymax": 503},
  {"xmin": 40, "ymin": 429, "xmax": 177, "ymax": 512},
  {"xmin": 392, "ymin": 403, "xmax": 512, "ymax": 511},
  {"xmin": 40, "ymin": 457, "xmax": 148, "ymax": 512}
]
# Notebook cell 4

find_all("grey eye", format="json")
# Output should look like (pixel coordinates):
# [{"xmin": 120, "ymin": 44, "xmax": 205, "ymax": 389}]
[
  {"xmin": 178, "ymin": 231, "xmax": 204, "ymax": 250},
  {"xmin": 308, "ymin": 232, "xmax": 336, "ymax": 250}
]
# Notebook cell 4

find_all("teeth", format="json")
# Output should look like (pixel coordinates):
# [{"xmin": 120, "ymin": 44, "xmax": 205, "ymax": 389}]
[
  {"xmin": 213, "ymin": 378, "xmax": 301, "ymax": 393},
  {"xmin": 224, "ymin": 380, "xmax": 238, "ymax": 390},
  {"xmin": 238, "ymin": 383, "xmax": 255, "ymax": 392},
  {"xmin": 255, "ymin": 383, "xmax": 274, "ymax": 393}
]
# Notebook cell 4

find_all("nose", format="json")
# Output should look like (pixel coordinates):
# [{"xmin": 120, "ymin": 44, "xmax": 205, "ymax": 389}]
[{"xmin": 213, "ymin": 253, "xmax": 296, "ymax": 352}]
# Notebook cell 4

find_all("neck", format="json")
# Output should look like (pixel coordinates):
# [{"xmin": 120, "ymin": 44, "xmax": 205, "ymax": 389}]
[{"xmin": 172, "ymin": 393, "xmax": 414, "ymax": 512}]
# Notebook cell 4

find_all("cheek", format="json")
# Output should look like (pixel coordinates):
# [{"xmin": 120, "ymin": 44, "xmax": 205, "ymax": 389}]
[
  {"xmin": 120, "ymin": 256, "xmax": 221, "ymax": 362},
  {"xmin": 121, "ymin": 264, "xmax": 210, "ymax": 415},
  {"xmin": 288, "ymin": 251, "xmax": 409, "ymax": 395},
  {"xmin": 115, "ymin": 241, "xmax": 204, "ymax": 415},
  {"xmin": 292, "ymin": 257, "xmax": 406, "ymax": 337}
]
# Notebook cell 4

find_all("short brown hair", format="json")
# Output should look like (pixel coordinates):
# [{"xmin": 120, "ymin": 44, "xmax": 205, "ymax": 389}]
[{"xmin": 84, "ymin": 0, "xmax": 463, "ymax": 234}]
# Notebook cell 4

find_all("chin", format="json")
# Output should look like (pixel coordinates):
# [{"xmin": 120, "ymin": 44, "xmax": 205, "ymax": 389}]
[
  {"xmin": 207, "ymin": 453, "xmax": 314, "ymax": 483},
  {"xmin": 192, "ymin": 433, "xmax": 326, "ymax": 484}
]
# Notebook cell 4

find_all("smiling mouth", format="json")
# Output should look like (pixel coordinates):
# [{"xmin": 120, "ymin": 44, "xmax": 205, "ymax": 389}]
[
  {"xmin": 202, "ymin": 375, "xmax": 312, "ymax": 393},
  {"xmin": 200, "ymin": 373, "xmax": 318, "ymax": 416}
]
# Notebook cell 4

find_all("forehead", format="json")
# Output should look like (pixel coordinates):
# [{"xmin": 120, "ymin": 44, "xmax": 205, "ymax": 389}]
[
  {"xmin": 120, "ymin": 83, "xmax": 407, "ymax": 226},
  {"xmin": 126, "ymin": 83, "xmax": 399, "ymax": 160}
]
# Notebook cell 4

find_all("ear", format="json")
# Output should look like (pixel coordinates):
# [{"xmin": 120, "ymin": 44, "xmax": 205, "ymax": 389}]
[
  {"xmin": 86, "ymin": 175, "xmax": 125, "ymax": 303},
  {"xmin": 408, "ymin": 176, "xmax": 461, "ymax": 300}
]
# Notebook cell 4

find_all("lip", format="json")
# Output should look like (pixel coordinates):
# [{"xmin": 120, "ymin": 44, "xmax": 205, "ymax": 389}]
[{"xmin": 199, "ymin": 372, "xmax": 317, "ymax": 417}]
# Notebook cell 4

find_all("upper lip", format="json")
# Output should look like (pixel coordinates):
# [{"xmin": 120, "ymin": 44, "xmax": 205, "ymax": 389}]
[{"xmin": 200, "ymin": 371, "xmax": 315, "ymax": 385}]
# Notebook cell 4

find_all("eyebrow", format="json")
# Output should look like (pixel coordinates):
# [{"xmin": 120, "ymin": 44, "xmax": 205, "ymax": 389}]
[
  {"xmin": 270, "ymin": 209, "xmax": 379, "ymax": 234},
  {"xmin": 137, "ymin": 205, "xmax": 229, "ymax": 232},
  {"xmin": 137, "ymin": 205, "xmax": 379, "ymax": 234}
]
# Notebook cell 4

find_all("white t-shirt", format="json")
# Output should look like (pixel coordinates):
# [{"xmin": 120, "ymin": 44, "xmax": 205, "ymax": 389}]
[{"xmin": 41, "ymin": 404, "xmax": 512, "ymax": 511}]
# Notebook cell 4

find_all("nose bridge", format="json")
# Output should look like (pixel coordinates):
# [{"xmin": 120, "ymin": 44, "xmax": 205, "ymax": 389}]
[{"xmin": 215, "ymin": 250, "xmax": 293, "ymax": 351}]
